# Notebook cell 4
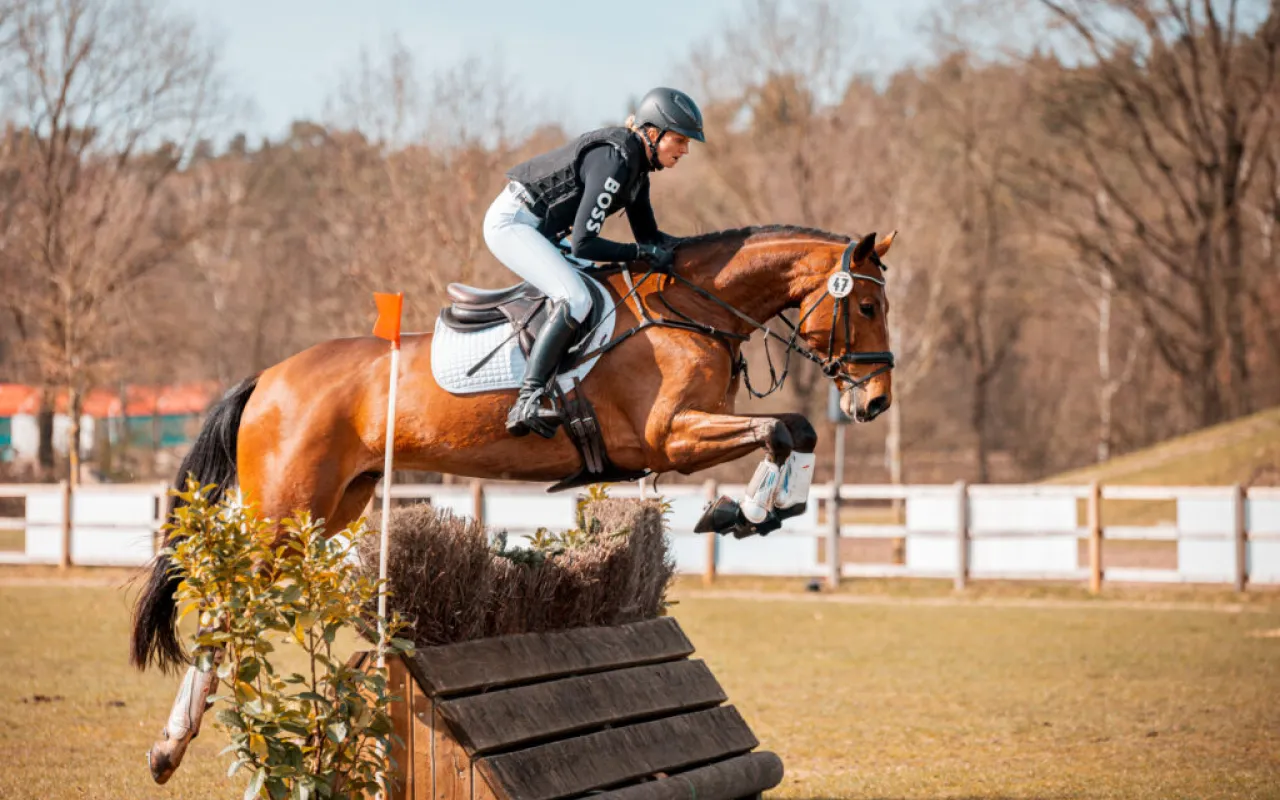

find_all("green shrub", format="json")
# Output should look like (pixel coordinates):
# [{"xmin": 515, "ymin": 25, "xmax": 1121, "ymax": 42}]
[{"xmin": 165, "ymin": 479, "xmax": 413, "ymax": 799}]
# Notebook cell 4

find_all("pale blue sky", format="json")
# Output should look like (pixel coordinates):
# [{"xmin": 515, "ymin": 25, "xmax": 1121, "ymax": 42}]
[{"xmin": 169, "ymin": 0, "xmax": 941, "ymax": 141}]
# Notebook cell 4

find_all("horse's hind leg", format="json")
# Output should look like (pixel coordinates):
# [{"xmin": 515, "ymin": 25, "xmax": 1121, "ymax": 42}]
[
  {"xmin": 147, "ymin": 645, "xmax": 222, "ymax": 783},
  {"xmin": 147, "ymin": 450, "xmax": 359, "ymax": 783},
  {"xmin": 329, "ymin": 472, "xmax": 381, "ymax": 533}
]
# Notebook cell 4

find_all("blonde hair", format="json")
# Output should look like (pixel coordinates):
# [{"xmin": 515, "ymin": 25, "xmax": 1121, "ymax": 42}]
[{"xmin": 626, "ymin": 115, "xmax": 656, "ymax": 141}]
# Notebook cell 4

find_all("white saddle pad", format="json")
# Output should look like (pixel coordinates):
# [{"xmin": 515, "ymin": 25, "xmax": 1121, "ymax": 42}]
[{"xmin": 430, "ymin": 276, "xmax": 618, "ymax": 396}]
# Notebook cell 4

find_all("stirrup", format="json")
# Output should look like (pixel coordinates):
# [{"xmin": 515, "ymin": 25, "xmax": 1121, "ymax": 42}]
[{"xmin": 506, "ymin": 386, "xmax": 560, "ymax": 439}]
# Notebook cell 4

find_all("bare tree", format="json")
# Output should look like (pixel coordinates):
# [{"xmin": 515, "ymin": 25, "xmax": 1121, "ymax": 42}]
[
  {"xmin": 0, "ymin": 0, "xmax": 228, "ymax": 484},
  {"xmin": 1018, "ymin": 0, "xmax": 1280, "ymax": 426},
  {"xmin": 910, "ymin": 53, "xmax": 1032, "ymax": 482},
  {"xmin": 313, "ymin": 44, "xmax": 544, "ymax": 337}
]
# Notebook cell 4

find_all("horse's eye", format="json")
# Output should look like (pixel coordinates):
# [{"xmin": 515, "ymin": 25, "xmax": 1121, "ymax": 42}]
[{"xmin": 859, "ymin": 302, "xmax": 876, "ymax": 319}]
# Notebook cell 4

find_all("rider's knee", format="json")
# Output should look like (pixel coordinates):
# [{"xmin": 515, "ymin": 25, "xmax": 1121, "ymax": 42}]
[
  {"xmin": 482, "ymin": 194, "xmax": 508, "ymax": 246},
  {"xmin": 565, "ymin": 282, "xmax": 592, "ymax": 323}
]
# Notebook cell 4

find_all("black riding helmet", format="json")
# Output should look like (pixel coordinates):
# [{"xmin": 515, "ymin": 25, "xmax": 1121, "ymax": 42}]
[
  {"xmin": 631, "ymin": 88, "xmax": 705, "ymax": 170},
  {"xmin": 632, "ymin": 89, "xmax": 706, "ymax": 171}
]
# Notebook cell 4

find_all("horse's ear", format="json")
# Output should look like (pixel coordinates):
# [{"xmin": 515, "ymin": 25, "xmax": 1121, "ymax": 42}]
[
  {"xmin": 852, "ymin": 232, "xmax": 877, "ymax": 263},
  {"xmin": 875, "ymin": 229, "xmax": 897, "ymax": 258}
]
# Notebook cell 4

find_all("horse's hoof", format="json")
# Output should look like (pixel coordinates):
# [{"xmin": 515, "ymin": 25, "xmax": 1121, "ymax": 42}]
[
  {"xmin": 696, "ymin": 497, "xmax": 807, "ymax": 538},
  {"xmin": 694, "ymin": 496, "xmax": 746, "ymax": 535},
  {"xmin": 740, "ymin": 514, "xmax": 782, "ymax": 537},
  {"xmin": 147, "ymin": 731, "xmax": 187, "ymax": 785}
]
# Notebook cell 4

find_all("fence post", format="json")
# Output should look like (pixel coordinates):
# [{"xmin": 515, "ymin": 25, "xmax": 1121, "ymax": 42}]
[
  {"xmin": 828, "ymin": 424, "xmax": 846, "ymax": 589},
  {"xmin": 59, "ymin": 480, "xmax": 72, "ymax": 569},
  {"xmin": 1088, "ymin": 481, "xmax": 1103, "ymax": 594},
  {"xmin": 1233, "ymin": 483, "xmax": 1247, "ymax": 593},
  {"xmin": 703, "ymin": 480, "xmax": 718, "ymax": 586},
  {"xmin": 471, "ymin": 479, "xmax": 485, "ymax": 527},
  {"xmin": 155, "ymin": 481, "xmax": 169, "ymax": 556},
  {"xmin": 954, "ymin": 480, "xmax": 968, "ymax": 591}
]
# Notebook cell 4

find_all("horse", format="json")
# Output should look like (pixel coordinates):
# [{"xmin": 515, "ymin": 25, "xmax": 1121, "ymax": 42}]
[{"xmin": 131, "ymin": 224, "xmax": 896, "ymax": 782}]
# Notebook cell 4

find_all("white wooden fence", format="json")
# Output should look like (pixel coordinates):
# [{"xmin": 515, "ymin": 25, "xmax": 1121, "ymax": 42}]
[
  {"xmin": 2, "ymin": 480, "xmax": 1278, "ymax": 590},
  {"xmin": 0, "ymin": 482, "xmax": 168, "ymax": 567}
]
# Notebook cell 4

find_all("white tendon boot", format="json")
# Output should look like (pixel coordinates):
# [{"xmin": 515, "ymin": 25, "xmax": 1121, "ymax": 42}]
[
  {"xmin": 741, "ymin": 460, "xmax": 781, "ymax": 523},
  {"xmin": 775, "ymin": 452, "xmax": 816, "ymax": 509}
]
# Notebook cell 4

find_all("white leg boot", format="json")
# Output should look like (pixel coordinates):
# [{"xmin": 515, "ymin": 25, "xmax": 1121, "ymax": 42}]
[
  {"xmin": 741, "ymin": 459, "xmax": 781, "ymax": 523},
  {"xmin": 775, "ymin": 452, "xmax": 816, "ymax": 509}
]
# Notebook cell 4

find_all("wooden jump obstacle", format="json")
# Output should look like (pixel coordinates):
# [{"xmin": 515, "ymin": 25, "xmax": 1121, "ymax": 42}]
[{"xmin": 353, "ymin": 617, "xmax": 784, "ymax": 800}]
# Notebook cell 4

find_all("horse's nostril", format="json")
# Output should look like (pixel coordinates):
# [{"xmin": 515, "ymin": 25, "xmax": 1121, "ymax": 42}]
[{"xmin": 866, "ymin": 395, "xmax": 890, "ymax": 419}]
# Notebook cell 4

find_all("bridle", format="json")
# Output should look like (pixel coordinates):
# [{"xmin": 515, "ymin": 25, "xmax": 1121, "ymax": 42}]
[{"xmin": 569, "ymin": 238, "xmax": 896, "ymax": 399}]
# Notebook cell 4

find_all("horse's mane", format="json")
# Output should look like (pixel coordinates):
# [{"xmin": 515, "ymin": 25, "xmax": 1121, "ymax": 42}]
[{"xmin": 678, "ymin": 224, "xmax": 854, "ymax": 248}]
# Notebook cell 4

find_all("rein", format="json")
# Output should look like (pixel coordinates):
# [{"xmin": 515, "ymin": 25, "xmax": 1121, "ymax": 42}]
[{"xmin": 569, "ymin": 239, "xmax": 895, "ymax": 398}]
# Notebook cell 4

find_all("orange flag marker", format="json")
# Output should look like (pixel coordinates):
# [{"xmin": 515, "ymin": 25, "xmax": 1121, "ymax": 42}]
[
  {"xmin": 371, "ymin": 291, "xmax": 404, "ymax": 684},
  {"xmin": 372, "ymin": 292, "xmax": 404, "ymax": 346}
]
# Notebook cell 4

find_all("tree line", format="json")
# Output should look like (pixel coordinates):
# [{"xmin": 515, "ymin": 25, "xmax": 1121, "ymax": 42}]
[{"xmin": 1, "ymin": 0, "xmax": 1277, "ymax": 486}]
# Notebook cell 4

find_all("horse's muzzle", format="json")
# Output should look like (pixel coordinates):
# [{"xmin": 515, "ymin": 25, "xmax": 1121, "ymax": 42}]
[
  {"xmin": 857, "ymin": 393, "xmax": 891, "ymax": 422},
  {"xmin": 843, "ymin": 389, "xmax": 890, "ymax": 423}
]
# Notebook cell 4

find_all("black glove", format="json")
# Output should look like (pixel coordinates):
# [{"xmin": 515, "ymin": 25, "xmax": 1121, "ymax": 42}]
[
  {"xmin": 653, "ymin": 231, "xmax": 683, "ymax": 249},
  {"xmin": 635, "ymin": 243, "xmax": 675, "ymax": 273}
]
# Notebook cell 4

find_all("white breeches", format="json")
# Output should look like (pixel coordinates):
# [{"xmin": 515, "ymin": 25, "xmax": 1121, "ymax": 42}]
[{"xmin": 482, "ymin": 185, "xmax": 593, "ymax": 323}]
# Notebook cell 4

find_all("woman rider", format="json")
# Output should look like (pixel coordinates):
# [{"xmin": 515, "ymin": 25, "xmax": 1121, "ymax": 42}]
[{"xmin": 482, "ymin": 87, "xmax": 705, "ymax": 438}]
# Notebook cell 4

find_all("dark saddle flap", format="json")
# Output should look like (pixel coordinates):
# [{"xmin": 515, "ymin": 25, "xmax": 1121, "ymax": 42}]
[
  {"xmin": 446, "ymin": 282, "xmax": 533, "ymax": 309},
  {"xmin": 438, "ymin": 277, "xmax": 609, "ymax": 358}
]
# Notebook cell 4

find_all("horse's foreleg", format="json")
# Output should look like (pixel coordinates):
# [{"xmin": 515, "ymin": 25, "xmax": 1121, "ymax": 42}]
[
  {"xmin": 147, "ymin": 642, "xmax": 223, "ymax": 784},
  {"xmin": 662, "ymin": 410, "xmax": 817, "ymax": 537},
  {"xmin": 748, "ymin": 412, "xmax": 820, "ymax": 516}
]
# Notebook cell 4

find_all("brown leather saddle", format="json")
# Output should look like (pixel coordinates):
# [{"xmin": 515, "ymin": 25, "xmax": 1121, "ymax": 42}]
[
  {"xmin": 437, "ymin": 275, "xmax": 648, "ymax": 492},
  {"xmin": 439, "ymin": 277, "xmax": 609, "ymax": 363}
]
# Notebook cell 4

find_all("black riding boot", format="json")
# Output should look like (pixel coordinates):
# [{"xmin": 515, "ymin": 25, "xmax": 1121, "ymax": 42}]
[{"xmin": 506, "ymin": 303, "xmax": 581, "ymax": 439}]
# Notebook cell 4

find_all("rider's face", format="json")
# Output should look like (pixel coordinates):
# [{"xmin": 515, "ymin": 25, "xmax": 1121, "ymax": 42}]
[{"xmin": 653, "ymin": 131, "xmax": 690, "ymax": 169}]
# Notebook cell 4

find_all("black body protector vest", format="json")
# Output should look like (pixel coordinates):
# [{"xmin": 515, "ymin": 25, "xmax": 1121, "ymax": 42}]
[{"xmin": 506, "ymin": 127, "xmax": 649, "ymax": 241}]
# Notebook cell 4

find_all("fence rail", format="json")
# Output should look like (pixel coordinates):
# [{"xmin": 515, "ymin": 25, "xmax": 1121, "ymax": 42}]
[{"xmin": 1, "ymin": 479, "xmax": 1278, "ymax": 590}]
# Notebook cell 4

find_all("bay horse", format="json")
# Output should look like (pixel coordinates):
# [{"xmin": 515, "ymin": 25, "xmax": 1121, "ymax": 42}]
[{"xmin": 132, "ymin": 225, "xmax": 896, "ymax": 782}]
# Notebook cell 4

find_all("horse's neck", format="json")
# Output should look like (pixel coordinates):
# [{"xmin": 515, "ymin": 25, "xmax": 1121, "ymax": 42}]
[{"xmin": 680, "ymin": 242, "xmax": 824, "ymax": 333}]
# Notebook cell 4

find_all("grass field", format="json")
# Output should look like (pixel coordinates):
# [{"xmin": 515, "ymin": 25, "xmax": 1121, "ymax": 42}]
[{"xmin": 2, "ymin": 572, "xmax": 1279, "ymax": 799}]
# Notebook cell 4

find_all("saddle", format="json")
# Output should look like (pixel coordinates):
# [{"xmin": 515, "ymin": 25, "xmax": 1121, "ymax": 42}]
[
  {"xmin": 439, "ymin": 277, "xmax": 610, "ymax": 364},
  {"xmin": 437, "ymin": 274, "xmax": 647, "ymax": 492}
]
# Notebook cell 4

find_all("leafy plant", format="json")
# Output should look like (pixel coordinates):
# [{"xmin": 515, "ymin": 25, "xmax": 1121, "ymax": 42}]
[
  {"xmin": 495, "ymin": 484, "xmax": 633, "ymax": 563},
  {"xmin": 165, "ymin": 478, "xmax": 413, "ymax": 799}
]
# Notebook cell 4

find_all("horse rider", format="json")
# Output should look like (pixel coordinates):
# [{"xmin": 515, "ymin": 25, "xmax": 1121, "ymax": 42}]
[{"xmin": 483, "ymin": 87, "xmax": 705, "ymax": 438}]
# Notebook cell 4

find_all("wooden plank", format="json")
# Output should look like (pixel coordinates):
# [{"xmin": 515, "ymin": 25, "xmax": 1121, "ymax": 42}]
[
  {"xmin": 1233, "ymin": 483, "xmax": 1248, "ymax": 592},
  {"xmin": 388, "ymin": 656, "xmax": 414, "ymax": 800},
  {"xmin": 703, "ymin": 480, "xmax": 718, "ymax": 585},
  {"xmin": 439, "ymin": 660, "xmax": 727, "ymax": 755},
  {"xmin": 955, "ymin": 480, "xmax": 969, "ymax": 591},
  {"xmin": 407, "ymin": 618, "xmax": 693, "ymax": 697},
  {"xmin": 473, "ymin": 765, "xmax": 502, "ymax": 800},
  {"xmin": 476, "ymin": 706, "xmax": 757, "ymax": 800},
  {"xmin": 432, "ymin": 705, "xmax": 473, "ymax": 800},
  {"xmin": 410, "ymin": 681, "xmax": 434, "ymax": 800},
  {"xmin": 1089, "ymin": 481, "xmax": 1103, "ymax": 594},
  {"xmin": 590, "ymin": 751, "xmax": 785, "ymax": 800}
]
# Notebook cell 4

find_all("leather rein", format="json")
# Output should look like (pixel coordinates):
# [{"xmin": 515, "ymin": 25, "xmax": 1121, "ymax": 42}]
[{"xmin": 568, "ymin": 239, "xmax": 896, "ymax": 400}]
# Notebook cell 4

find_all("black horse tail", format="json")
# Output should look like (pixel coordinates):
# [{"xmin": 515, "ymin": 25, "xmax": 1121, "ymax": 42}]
[{"xmin": 129, "ymin": 374, "xmax": 259, "ymax": 673}]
